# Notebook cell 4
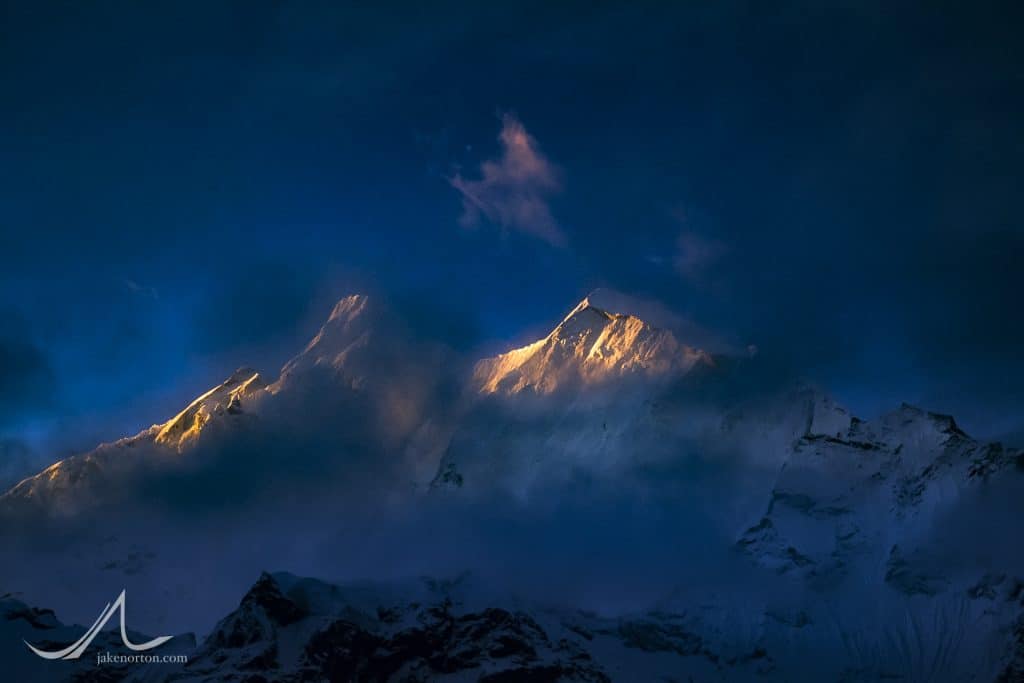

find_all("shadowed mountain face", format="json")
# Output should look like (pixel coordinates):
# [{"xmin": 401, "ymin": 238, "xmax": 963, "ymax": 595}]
[{"xmin": 1, "ymin": 293, "xmax": 1022, "ymax": 681}]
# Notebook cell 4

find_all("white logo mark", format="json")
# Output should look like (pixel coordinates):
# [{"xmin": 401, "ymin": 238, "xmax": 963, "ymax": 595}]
[{"xmin": 25, "ymin": 590, "xmax": 172, "ymax": 660}]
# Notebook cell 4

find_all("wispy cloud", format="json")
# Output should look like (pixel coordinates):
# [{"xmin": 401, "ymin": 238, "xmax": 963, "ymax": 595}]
[
  {"xmin": 674, "ymin": 231, "xmax": 724, "ymax": 281},
  {"xmin": 670, "ymin": 207, "xmax": 726, "ymax": 282},
  {"xmin": 450, "ymin": 114, "xmax": 565, "ymax": 246},
  {"xmin": 125, "ymin": 279, "xmax": 159, "ymax": 300}
]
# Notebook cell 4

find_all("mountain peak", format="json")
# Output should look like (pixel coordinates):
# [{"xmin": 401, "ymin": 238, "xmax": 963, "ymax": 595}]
[
  {"xmin": 554, "ymin": 296, "xmax": 615, "ymax": 332},
  {"xmin": 155, "ymin": 369, "xmax": 266, "ymax": 451},
  {"xmin": 227, "ymin": 366, "xmax": 260, "ymax": 383},
  {"xmin": 327, "ymin": 294, "xmax": 371, "ymax": 323},
  {"xmin": 556, "ymin": 293, "xmax": 617, "ymax": 325},
  {"xmin": 474, "ymin": 295, "xmax": 712, "ymax": 395},
  {"xmin": 273, "ymin": 294, "xmax": 378, "ymax": 389}
]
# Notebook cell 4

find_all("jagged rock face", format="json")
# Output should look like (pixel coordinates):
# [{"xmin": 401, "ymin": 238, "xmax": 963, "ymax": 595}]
[
  {"xmin": 300, "ymin": 605, "xmax": 608, "ymax": 683},
  {"xmin": 169, "ymin": 573, "xmax": 613, "ymax": 682},
  {"xmin": 474, "ymin": 297, "xmax": 713, "ymax": 396},
  {"xmin": 161, "ymin": 572, "xmax": 808, "ymax": 682},
  {"xmin": 737, "ymin": 404, "xmax": 1022, "ymax": 585}
]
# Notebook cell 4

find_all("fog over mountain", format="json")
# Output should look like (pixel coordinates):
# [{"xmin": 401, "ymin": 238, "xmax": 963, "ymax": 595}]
[
  {"xmin": 4, "ymin": 2, "xmax": 1022, "ymax": 679},
  {"xmin": 1, "ymin": 292, "xmax": 1021, "ymax": 681}
]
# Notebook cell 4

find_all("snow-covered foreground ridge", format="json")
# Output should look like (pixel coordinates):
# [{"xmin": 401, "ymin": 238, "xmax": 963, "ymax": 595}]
[{"xmin": 3, "ymin": 568, "xmax": 1024, "ymax": 682}]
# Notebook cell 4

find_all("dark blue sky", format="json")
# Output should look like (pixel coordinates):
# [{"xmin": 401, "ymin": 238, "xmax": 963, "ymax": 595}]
[{"xmin": 2, "ymin": 1, "xmax": 1022, "ymax": 458}]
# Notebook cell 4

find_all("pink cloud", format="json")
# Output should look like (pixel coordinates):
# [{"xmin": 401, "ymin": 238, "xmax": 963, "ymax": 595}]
[{"xmin": 450, "ymin": 114, "xmax": 566, "ymax": 246}]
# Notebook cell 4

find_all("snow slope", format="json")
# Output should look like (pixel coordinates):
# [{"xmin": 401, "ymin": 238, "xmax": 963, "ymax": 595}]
[{"xmin": 0, "ymin": 366, "xmax": 267, "ymax": 518}]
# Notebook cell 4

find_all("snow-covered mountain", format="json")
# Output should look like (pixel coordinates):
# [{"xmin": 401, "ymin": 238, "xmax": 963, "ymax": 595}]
[
  {"xmin": 5, "ymin": 565, "xmax": 1019, "ymax": 682},
  {"xmin": 0, "ymin": 366, "xmax": 267, "ymax": 518},
  {"xmin": 155, "ymin": 367, "xmax": 266, "ymax": 452},
  {"xmin": 737, "ymin": 403, "xmax": 1018, "ymax": 582},
  {"xmin": 1, "ymin": 291, "xmax": 1023, "ymax": 681},
  {"xmin": 473, "ymin": 293, "xmax": 713, "ymax": 395},
  {"xmin": 433, "ymin": 293, "xmax": 733, "ymax": 496},
  {"xmin": 1, "ymin": 291, "xmax": 717, "ymax": 514},
  {"xmin": 4, "ymin": 569, "xmax": 1015, "ymax": 683},
  {"xmin": 183, "ymin": 568, "xmax": 1024, "ymax": 682},
  {"xmin": 272, "ymin": 294, "xmax": 385, "ymax": 391},
  {"xmin": 158, "ymin": 571, "xmax": 778, "ymax": 682},
  {"xmin": 0, "ymin": 294, "xmax": 453, "ymax": 517}
]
